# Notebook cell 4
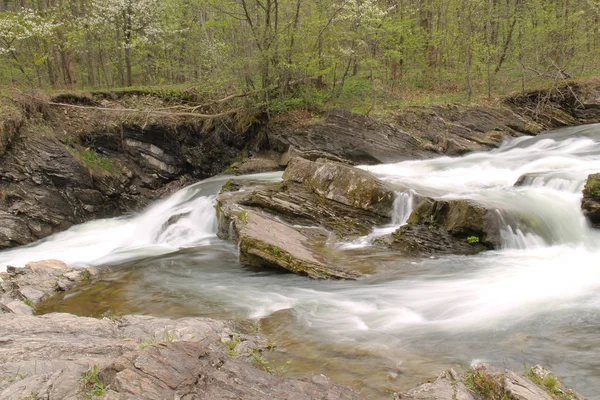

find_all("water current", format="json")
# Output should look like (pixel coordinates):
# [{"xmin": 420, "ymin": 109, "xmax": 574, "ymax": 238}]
[{"xmin": 3, "ymin": 124, "xmax": 600, "ymax": 398}]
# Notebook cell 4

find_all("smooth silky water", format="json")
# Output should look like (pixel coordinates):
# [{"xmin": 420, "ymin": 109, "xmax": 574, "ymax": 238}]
[{"xmin": 4, "ymin": 125, "xmax": 600, "ymax": 398}]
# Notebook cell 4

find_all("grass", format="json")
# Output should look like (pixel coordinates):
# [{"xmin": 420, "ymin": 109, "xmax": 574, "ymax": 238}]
[
  {"xmin": 67, "ymin": 146, "xmax": 117, "ymax": 175},
  {"xmin": 464, "ymin": 369, "xmax": 508, "ymax": 400},
  {"xmin": 224, "ymin": 336, "xmax": 241, "ymax": 356},
  {"xmin": 238, "ymin": 210, "xmax": 248, "ymax": 224},
  {"xmin": 22, "ymin": 298, "xmax": 34, "ymax": 307},
  {"xmin": 525, "ymin": 368, "xmax": 574, "ymax": 400},
  {"xmin": 268, "ymin": 246, "xmax": 282, "ymax": 257},
  {"xmin": 81, "ymin": 365, "xmax": 110, "ymax": 399},
  {"xmin": 249, "ymin": 349, "xmax": 274, "ymax": 374},
  {"xmin": 139, "ymin": 329, "xmax": 177, "ymax": 349}
]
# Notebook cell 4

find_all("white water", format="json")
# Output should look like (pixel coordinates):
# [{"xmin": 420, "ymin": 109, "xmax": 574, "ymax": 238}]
[{"xmin": 5, "ymin": 124, "xmax": 600, "ymax": 397}]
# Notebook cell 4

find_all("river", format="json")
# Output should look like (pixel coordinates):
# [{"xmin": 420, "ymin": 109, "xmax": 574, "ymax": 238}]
[{"xmin": 2, "ymin": 124, "xmax": 600, "ymax": 398}]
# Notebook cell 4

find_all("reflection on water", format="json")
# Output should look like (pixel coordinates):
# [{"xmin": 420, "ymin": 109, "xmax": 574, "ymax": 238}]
[{"xmin": 11, "ymin": 124, "xmax": 600, "ymax": 398}]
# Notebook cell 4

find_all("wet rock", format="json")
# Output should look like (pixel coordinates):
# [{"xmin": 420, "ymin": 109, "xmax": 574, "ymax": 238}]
[
  {"xmin": 581, "ymin": 173, "xmax": 600, "ymax": 228},
  {"xmin": 216, "ymin": 158, "xmax": 395, "ymax": 278},
  {"xmin": 217, "ymin": 192, "xmax": 358, "ymax": 280},
  {"xmin": 391, "ymin": 198, "xmax": 502, "ymax": 256},
  {"xmin": 283, "ymin": 157, "xmax": 394, "ymax": 218}
]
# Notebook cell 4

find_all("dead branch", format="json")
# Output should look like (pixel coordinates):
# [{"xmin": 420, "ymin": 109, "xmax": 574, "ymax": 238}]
[{"xmin": 46, "ymin": 101, "xmax": 237, "ymax": 119}]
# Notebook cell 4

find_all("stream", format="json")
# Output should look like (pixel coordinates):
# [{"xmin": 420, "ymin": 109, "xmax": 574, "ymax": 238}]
[{"xmin": 2, "ymin": 124, "xmax": 600, "ymax": 398}]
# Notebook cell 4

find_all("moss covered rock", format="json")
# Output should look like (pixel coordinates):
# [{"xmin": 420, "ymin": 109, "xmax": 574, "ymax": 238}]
[
  {"xmin": 582, "ymin": 173, "xmax": 600, "ymax": 228},
  {"xmin": 391, "ymin": 198, "xmax": 502, "ymax": 256}
]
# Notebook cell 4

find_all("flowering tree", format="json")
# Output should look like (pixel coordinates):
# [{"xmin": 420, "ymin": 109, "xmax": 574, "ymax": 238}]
[
  {"xmin": 88, "ymin": 0, "xmax": 164, "ymax": 86},
  {"xmin": 0, "ymin": 8, "xmax": 60, "ymax": 81}
]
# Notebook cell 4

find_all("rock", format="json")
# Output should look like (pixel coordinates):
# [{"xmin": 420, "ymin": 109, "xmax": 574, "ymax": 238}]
[
  {"xmin": 581, "ymin": 173, "xmax": 600, "ymax": 228},
  {"xmin": 229, "ymin": 151, "xmax": 284, "ymax": 175},
  {"xmin": 25, "ymin": 259, "xmax": 69, "ymax": 274},
  {"xmin": 216, "ymin": 158, "xmax": 396, "ymax": 278},
  {"xmin": 283, "ymin": 157, "xmax": 394, "ymax": 218},
  {"xmin": 395, "ymin": 369, "xmax": 475, "ymax": 400},
  {"xmin": 217, "ymin": 192, "xmax": 359, "ymax": 280},
  {"xmin": 0, "ymin": 296, "xmax": 32, "ymax": 315},
  {"xmin": 0, "ymin": 312, "xmax": 364, "ymax": 400},
  {"xmin": 391, "ymin": 198, "xmax": 502, "ymax": 256},
  {"xmin": 268, "ymin": 108, "xmax": 430, "ymax": 164},
  {"xmin": 396, "ymin": 363, "xmax": 586, "ymax": 400},
  {"xmin": 0, "ymin": 260, "xmax": 99, "ymax": 306},
  {"xmin": 238, "ymin": 210, "xmax": 358, "ymax": 280}
]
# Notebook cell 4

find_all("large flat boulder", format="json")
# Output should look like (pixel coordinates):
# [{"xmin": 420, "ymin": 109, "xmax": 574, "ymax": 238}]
[{"xmin": 217, "ymin": 190, "xmax": 360, "ymax": 280}]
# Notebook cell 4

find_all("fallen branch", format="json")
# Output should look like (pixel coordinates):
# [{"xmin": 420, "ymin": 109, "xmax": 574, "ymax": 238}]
[{"xmin": 46, "ymin": 101, "xmax": 237, "ymax": 119}]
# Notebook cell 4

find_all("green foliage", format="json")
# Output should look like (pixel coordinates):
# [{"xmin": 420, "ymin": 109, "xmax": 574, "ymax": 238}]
[
  {"xmin": 0, "ymin": 0, "xmax": 599, "ymax": 114},
  {"xmin": 268, "ymin": 246, "xmax": 282, "ymax": 258},
  {"xmin": 467, "ymin": 236, "xmax": 480, "ymax": 244},
  {"xmin": 238, "ymin": 210, "xmax": 248, "ymax": 224}
]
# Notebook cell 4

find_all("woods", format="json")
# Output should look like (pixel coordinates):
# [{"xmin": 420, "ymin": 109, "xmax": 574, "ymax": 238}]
[{"xmin": 1, "ymin": 0, "xmax": 599, "ymax": 107}]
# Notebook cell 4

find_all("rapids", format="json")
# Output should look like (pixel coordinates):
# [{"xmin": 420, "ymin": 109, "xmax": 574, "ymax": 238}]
[{"xmin": 5, "ymin": 124, "xmax": 600, "ymax": 398}]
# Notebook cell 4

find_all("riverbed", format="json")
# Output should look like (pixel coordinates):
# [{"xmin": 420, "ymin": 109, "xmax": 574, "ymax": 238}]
[{"xmin": 3, "ymin": 124, "xmax": 600, "ymax": 398}]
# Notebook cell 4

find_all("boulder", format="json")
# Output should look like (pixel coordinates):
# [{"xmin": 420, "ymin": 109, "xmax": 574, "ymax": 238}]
[
  {"xmin": 391, "ymin": 198, "xmax": 502, "ymax": 256},
  {"xmin": 581, "ymin": 173, "xmax": 600, "ymax": 228},
  {"xmin": 0, "ymin": 260, "xmax": 94, "ymax": 308},
  {"xmin": 283, "ymin": 157, "xmax": 394, "ymax": 218},
  {"xmin": 216, "ymin": 158, "xmax": 396, "ymax": 278},
  {"xmin": 217, "ymin": 191, "xmax": 359, "ymax": 280}
]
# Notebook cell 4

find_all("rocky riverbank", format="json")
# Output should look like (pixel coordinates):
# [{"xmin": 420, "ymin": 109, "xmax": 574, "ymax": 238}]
[{"xmin": 1, "ymin": 80, "xmax": 599, "ymax": 249}]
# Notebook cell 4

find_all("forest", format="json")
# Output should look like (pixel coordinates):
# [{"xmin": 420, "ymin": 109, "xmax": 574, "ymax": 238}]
[{"xmin": 1, "ymin": 0, "xmax": 600, "ymax": 112}]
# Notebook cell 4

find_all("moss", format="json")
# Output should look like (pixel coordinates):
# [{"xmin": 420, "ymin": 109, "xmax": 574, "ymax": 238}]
[{"xmin": 584, "ymin": 175, "xmax": 600, "ymax": 199}]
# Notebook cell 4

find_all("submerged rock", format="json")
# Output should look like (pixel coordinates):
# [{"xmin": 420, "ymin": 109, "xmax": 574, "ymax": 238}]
[
  {"xmin": 581, "ymin": 173, "xmax": 600, "ymax": 228},
  {"xmin": 391, "ymin": 198, "xmax": 502, "ymax": 256}
]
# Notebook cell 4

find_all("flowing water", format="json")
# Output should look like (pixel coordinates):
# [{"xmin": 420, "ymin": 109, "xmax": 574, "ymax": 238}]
[{"xmin": 4, "ymin": 124, "xmax": 600, "ymax": 398}]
